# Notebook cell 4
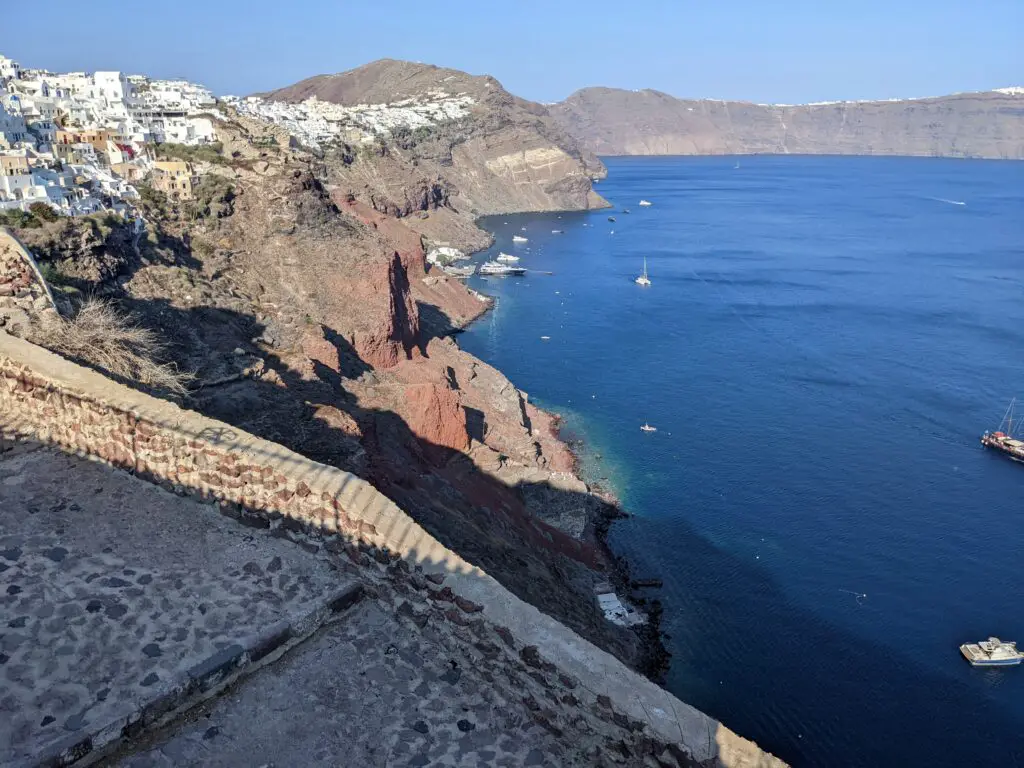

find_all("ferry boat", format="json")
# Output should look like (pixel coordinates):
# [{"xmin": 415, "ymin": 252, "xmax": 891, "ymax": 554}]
[
  {"xmin": 960, "ymin": 637, "xmax": 1023, "ymax": 666},
  {"xmin": 512, "ymin": 235, "xmax": 529, "ymax": 243},
  {"xmin": 496, "ymin": 252, "xmax": 520, "ymax": 263},
  {"xmin": 981, "ymin": 399, "xmax": 1024, "ymax": 463},
  {"xmin": 635, "ymin": 257, "xmax": 651, "ymax": 287},
  {"xmin": 479, "ymin": 261, "xmax": 526, "ymax": 276},
  {"xmin": 638, "ymin": 199, "xmax": 653, "ymax": 207}
]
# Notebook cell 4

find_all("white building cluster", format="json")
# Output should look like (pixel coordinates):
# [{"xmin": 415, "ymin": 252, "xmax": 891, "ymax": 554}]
[
  {"xmin": 226, "ymin": 89, "xmax": 475, "ymax": 151},
  {"xmin": 0, "ymin": 53, "xmax": 221, "ymax": 216}
]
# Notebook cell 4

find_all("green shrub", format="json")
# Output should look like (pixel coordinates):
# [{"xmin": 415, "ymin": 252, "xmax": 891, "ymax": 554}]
[
  {"xmin": 28, "ymin": 202, "xmax": 60, "ymax": 222},
  {"xmin": 151, "ymin": 141, "xmax": 228, "ymax": 166}
]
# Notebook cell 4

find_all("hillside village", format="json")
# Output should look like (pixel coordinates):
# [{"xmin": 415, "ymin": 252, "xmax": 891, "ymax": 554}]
[
  {"xmin": 0, "ymin": 52, "xmax": 482, "ymax": 224},
  {"xmin": 0, "ymin": 54, "xmax": 220, "ymax": 217}
]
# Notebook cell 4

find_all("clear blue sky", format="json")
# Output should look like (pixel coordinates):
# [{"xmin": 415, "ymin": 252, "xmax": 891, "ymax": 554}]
[{"xmin": 3, "ymin": 1, "xmax": 1021, "ymax": 103}]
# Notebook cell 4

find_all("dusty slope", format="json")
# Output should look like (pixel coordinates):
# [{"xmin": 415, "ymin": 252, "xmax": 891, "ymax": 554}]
[
  {"xmin": 267, "ymin": 59, "xmax": 609, "ymax": 236},
  {"xmin": 552, "ymin": 87, "xmax": 1024, "ymax": 159}
]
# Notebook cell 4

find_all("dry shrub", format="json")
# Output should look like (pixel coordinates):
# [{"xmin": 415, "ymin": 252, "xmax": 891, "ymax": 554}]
[{"xmin": 30, "ymin": 299, "xmax": 192, "ymax": 395}]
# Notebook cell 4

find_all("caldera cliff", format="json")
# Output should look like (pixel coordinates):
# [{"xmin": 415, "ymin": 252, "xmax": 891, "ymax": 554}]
[{"xmin": 552, "ymin": 86, "xmax": 1024, "ymax": 159}]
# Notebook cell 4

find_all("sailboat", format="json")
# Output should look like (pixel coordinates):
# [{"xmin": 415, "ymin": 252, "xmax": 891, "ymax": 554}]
[
  {"xmin": 635, "ymin": 257, "xmax": 651, "ymax": 286},
  {"xmin": 981, "ymin": 398, "xmax": 1024, "ymax": 463}
]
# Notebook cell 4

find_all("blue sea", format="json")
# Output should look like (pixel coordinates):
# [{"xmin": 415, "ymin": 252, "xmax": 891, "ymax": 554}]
[{"xmin": 459, "ymin": 156, "xmax": 1024, "ymax": 767}]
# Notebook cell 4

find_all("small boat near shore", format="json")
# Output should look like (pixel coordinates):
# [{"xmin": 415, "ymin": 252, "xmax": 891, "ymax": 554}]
[
  {"xmin": 479, "ymin": 261, "xmax": 526, "ymax": 276},
  {"xmin": 960, "ymin": 637, "xmax": 1023, "ymax": 666},
  {"xmin": 496, "ymin": 252, "xmax": 520, "ymax": 263},
  {"xmin": 981, "ymin": 398, "xmax": 1024, "ymax": 463}
]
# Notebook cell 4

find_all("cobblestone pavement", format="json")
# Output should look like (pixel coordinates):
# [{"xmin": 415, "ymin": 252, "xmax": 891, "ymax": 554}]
[
  {"xmin": 117, "ymin": 599, "xmax": 584, "ymax": 768},
  {"xmin": 0, "ymin": 449, "xmax": 347, "ymax": 766}
]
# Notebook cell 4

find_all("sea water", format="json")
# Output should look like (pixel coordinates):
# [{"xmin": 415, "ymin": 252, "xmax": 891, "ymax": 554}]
[{"xmin": 459, "ymin": 156, "xmax": 1024, "ymax": 766}]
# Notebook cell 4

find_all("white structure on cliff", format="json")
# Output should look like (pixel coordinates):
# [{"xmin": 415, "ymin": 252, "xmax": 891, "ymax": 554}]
[
  {"xmin": 227, "ymin": 90, "xmax": 475, "ymax": 150},
  {"xmin": 0, "ymin": 51, "xmax": 221, "ymax": 215}
]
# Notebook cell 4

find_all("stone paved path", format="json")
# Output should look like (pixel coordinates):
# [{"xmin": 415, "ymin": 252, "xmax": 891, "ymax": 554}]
[
  {"xmin": 117, "ymin": 600, "xmax": 581, "ymax": 768},
  {"xmin": 0, "ymin": 449, "xmax": 349, "ymax": 767}
]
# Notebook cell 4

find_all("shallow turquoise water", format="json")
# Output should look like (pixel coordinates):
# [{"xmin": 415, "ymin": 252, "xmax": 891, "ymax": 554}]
[{"xmin": 458, "ymin": 156, "xmax": 1024, "ymax": 766}]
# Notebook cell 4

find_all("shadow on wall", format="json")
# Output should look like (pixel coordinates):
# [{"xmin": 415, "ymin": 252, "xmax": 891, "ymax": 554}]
[{"xmin": 40, "ymin": 294, "xmax": 645, "ymax": 674}]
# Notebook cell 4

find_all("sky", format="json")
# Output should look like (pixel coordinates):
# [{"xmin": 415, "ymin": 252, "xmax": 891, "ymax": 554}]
[{"xmin": 3, "ymin": 1, "xmax": 1021, "ymax": 104}]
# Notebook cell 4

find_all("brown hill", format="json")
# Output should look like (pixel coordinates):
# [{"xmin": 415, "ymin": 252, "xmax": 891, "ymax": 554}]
[
  {"xmin": 266, "ymin": 60, "xmax": 608, "ymax": 225},
  {"xmin": 551, "ymin": 87, "xmax": 1024, "ymax": 159}
]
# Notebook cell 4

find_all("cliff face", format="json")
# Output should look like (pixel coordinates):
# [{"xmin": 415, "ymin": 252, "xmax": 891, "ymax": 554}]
[
  {"xmin": 266, "ymin": 59, "xmax": 608, "ymax": 237},
  {"xmin": 552, "ymin": 87, "xmax": 1024, "ymax": 159}
]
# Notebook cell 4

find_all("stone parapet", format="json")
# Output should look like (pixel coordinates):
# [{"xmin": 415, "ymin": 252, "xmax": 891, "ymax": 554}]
[
  {"xmin": 0, "ymin": 227, "xmax": 55, "ymax": 336},
  {"xmin": 0, "ymin": 331, "xmax": 783, "ymax": 767}
]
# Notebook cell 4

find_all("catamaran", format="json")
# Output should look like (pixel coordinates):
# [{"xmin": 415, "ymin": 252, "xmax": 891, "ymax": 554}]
[
  {"xmin": 635, "ymin": 257, "xmax": 651, "ymax": 286},
  {"xmin": 960, "ymin": 637, "xmax": 1023, "ymax": 666},
  {"xmin": 981, "ymin": 398, "xmax": 1024, "ymax": 463}
]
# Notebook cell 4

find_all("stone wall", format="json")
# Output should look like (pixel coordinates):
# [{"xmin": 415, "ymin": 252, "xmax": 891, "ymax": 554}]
[
  {"xmin": 0, "ymin": 227, "xmax": 54, "ymax": 336},
  {"xmin": 0, "ymin": 331, "xmax": 783, "ymax": 767}
]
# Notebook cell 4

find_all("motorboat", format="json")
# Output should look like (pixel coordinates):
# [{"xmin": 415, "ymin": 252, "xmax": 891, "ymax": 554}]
[{"xmin": 479, "ymin": 261, "xmax": 526, "ymax": 276}]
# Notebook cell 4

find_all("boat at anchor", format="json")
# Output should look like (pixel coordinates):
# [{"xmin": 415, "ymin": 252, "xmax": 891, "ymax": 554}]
[
  {"xmin": 981, "ymin": 399, "xmax": 1024, "ymax": 463},
  {"xmin": 960, "ymin": 637, "xmax": 1023, "ymax": 666},
  {"xmin": 479, "ymin": 261, "xmax": 526, "ymax": 276},
  {"xmin": 635, "ymin": 257, "xmax": 651, "ymax": 286}
]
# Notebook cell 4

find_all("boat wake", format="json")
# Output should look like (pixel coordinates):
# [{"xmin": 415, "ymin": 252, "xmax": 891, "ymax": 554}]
[{"xmin": 927, "ymin": 197, "xmax": 967, "ymax": 207}]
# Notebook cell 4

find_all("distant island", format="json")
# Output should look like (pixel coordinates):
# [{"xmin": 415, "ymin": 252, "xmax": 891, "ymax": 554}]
[{"xmin": 551, "ymin": 86, "xmax": 1024, "ymax": 159}]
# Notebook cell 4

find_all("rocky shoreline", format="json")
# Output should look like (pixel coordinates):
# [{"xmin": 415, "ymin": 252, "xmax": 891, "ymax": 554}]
[
  {"xmin": 455, "ymin": 231, "xmax": 673, "ymax": 684},
  {"xmin": 553, "ymin": 415, "xmax": 673, "ymax": 683}
]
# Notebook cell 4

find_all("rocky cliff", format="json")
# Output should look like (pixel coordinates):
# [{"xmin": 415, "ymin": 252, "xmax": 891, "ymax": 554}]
[
  {"xmin": 8, "ymin": 99, "xmax": 648, "ymax": 680},
  {"xmin": 551, "ymin": 87, "xmax": 1024, "ymax": 159},
  {"xmin": 265, "ymin": 59, "xmax": 608, "ymax": 248}
]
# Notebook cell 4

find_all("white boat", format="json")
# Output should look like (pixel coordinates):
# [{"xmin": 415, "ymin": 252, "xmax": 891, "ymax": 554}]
[
  {"xmin": 635, "ymin": 257, "xmax": 651, "ymax": 286},
  {"xmin": 512, "ymin": 235, "xmax": 529, "ymax": 243},
  {"xmin": 479, "ymin": 261, "xmax": 526, "ymax": 276},
  {"xmin": 496, "ymin": 252, "xmax": 520, "ymax": 263},
  {"xmin": 960, "ymin": 637, "xmax": 1023, "ymax": 666},
  {"xmin": 638, "ymin": 199, "xmax": 653, "ymax": 207},
  {"xmin": 551, "ymin": 229, "xmax": 564, "ymax": 234},
  {"xmin": 640, "ymin": 423, "xmax": 657, "ymax": 433}
]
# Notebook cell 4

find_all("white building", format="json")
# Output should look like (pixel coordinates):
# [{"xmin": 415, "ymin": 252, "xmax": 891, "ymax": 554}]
[
  {"xmin": 0, "ymin": 95, "xmax": 30, "ymax": 148},
  {"xmin": 0, "ymin": 55, "xmax": 20, "ymax": 83}
]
